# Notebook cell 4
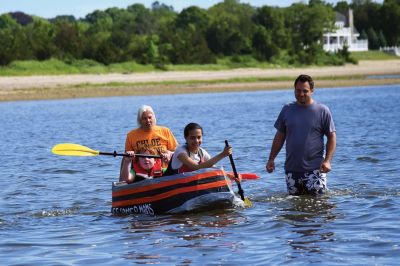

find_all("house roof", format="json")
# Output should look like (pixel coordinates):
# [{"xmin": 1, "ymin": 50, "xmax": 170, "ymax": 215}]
[
  {"xmin": 335, "ymin": 12, "xmax": 347, "ymax": 25},
  {"xmin": 335, "ymin": 11, "xmax": 360, "ymax": 34}
]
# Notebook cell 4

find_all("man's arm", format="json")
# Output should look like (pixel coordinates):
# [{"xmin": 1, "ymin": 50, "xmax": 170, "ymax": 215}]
[
  {"xmin": 320, "ymin": 131, "xmax": 336, "ymax": 173},
  {"xmin": 266, "ymin": 131, "xmax": 286, "ymax": 173}
]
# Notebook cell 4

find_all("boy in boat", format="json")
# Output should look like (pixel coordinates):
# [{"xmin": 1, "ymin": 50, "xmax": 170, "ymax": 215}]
[
  {"xmin": 119, "ymin": 147, "xmax": 163, "ymax": 183},
  {"xmin": 164, "ymin": 122, "xmax": 233, "ymax": 175}
]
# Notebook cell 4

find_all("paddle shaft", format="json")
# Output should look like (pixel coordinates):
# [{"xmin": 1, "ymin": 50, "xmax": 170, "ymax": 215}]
[
  {"xmin": 225, "ymin": 140, "xmax": 245, "ymax": 201},
  {"xmin": 99, "ymin": 151, "xmax": 162, "ymax": 158}
]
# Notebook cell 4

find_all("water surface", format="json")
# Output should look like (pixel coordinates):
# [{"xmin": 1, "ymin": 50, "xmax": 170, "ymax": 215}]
[{"xmin": 1, "ymin": 85, "xmax": 399, "ymax": 265}]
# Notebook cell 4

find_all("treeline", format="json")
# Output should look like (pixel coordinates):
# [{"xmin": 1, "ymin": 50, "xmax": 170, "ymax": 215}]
[
  {"xmin": 335, "ymin": 0, "xmax": 400, "ymax": 50},
  {"xmin": 0, "ymin": 0, "xmax": 398, "ymax": 67}
]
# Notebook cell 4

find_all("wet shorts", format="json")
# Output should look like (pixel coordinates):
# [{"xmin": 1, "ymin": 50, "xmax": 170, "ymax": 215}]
[{"xmin": 285, "ymin": 170, "xmax": 328, "ymax": 196}]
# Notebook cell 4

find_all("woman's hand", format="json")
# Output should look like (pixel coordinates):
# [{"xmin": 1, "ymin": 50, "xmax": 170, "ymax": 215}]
[
  {"xmin": 161, "ymin": 150, "xmax": 173, "ymax": 163},
  {"xmin": 221, "ymin": 146, "xmax": 232, "ymax": 157},
  {"xmin": 123, "ymin": 151, "xmax": 135, "ymax": 162}
]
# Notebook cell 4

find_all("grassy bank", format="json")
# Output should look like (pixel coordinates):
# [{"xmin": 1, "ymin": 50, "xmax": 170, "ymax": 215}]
[
  {"xmin": 350, "ymin": 51, "xmax": 398, "ymax": 61},
  {"xmin": 1, "ymin": 51, "xmax": 397, "ymax": 77},
  {"xmin": 0, "ymin": 59, "xmax": 156, "ymax": 76},
  {"xmin": 0, "ymin": 52, "xmax": 399, "ymax": 102},
  {"xmin": 0, "ymin": 57, "xmax": 275, "ymax": 76},
  {"xmin": 2, "ymin": 74, "xmax": 400, "ymax": 102}
]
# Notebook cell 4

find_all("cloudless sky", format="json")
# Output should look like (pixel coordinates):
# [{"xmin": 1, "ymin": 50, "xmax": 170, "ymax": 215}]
[{"xmin": 0, "ymin": 0, "xmax": 384, "ymax": 19}]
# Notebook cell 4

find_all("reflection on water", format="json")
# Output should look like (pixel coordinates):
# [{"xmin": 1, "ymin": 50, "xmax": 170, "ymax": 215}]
[
  {"xmin": 278, "ymin": 195, "xmax": 337, "ymax": 256},
  {"xmin": 126, "ymin": 211, "xmax": 244, "ymax": 239},
  {"xmin": 119, "ymin": 211, "xmax": 246, "ymax": 264},
  {"xmin": 280, "ymin": 195, "xmax": 336, "ymax": 223},
  {"xmin": 263, "ymin": 192, "xmax": 338, "ymax": 262}
]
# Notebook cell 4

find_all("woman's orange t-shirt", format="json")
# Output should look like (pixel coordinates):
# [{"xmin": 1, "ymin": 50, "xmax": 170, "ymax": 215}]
[{"xmin": 125, "ymin": 125, "xmax": 178, "ymax": 156}]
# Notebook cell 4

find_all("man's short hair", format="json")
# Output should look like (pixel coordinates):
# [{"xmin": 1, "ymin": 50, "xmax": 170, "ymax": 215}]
[{"xmin": 294, "ymin": 74, "xmax": 314, "ymax": 90}]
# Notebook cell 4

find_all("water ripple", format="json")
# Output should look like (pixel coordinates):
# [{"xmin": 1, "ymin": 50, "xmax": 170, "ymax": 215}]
[
  {"xmin": 33, "ymin": 208, "xmax": 80, "ymax": 218},
  {"xmin": 356, "ymin": 156, "xmax": 380, "ymax": 163}
]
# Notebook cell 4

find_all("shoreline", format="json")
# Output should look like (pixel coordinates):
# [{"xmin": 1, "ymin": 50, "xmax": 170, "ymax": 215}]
[{"xmin": 0, "ymin": 59, "xmax": 399, "ymax": 102}]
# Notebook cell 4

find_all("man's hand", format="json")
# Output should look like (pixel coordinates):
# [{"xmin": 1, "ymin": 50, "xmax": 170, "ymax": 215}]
[
  {"xmin": 266, "ymin": 159, "xmax": 275, "ymax": 173},
  {"xmin": 320, "ymin": 159, "xmax": 332, "ymax": 173}
]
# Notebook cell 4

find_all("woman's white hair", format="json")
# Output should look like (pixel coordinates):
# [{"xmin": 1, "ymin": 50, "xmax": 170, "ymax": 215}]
[{"xmin": 137, "ymin": 105, "xmax": 156, "ymax": 126}]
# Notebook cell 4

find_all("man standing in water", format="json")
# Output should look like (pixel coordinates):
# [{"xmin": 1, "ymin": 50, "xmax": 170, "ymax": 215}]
[{"xmin": 266, "ymin": 74, "xmax": 336, "ymax": 195}]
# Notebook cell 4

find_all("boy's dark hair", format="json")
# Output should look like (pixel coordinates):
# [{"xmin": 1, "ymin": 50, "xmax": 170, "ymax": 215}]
[
  {"xmin": 294, "ymin": 74, "xmax": 314, "ymax": 90},
  {"xmin": 184, "ymin": 122, "xmax": 203, "ymax": 138}
]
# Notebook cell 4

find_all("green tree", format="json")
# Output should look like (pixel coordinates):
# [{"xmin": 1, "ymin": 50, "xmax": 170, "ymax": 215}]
[
  {"xmin": 127, "ymin": 4, "xmax": 156, "ymax": 35},
  {"xmin": 1, "ymin": 0, "xmax": 383, "ymax": 67},
  {"xmin": 94, "ymin": 39, "xmax": 120, "ymax": 64},
  {"xmin": 24, "ymin": 18, "xmax": 56, "ymax": 60},
  {"xmin": 380, "ymin": 0, "xmax": 400, "ymax": 45},
  {"xmin": 285, "ymin": 1, "xmax": 335, "ymax": 64},
  {"xmin": 52, "ymin": 15, "xmax": 76, "ymax": 22},
  {"xmin": 145, "ymin": 35, "xmax": 160, "ymax": 64},
  {"xmin": 0, "ymin": 14, "xmax": 26, "ymax": 65},
  {"xmin": 360, "ymin": 29, "xmax": 368, "ymax": 39},
  {"xmin": 351, "ymin": 0, "xmax": 381, "ymax": 39},
  {"xmin": 109, "ymin": 11, "xmax": 136, "ymax": 50},
  {"xmin": 168, "ymin": 24, "xmax": 216, "ymax": 64},
  {"xmin": 53, "ymin": 19, "xmax": 85, "ymax": 59},
  {"xmin": 161, "ymin": 6, "xmax": 215, "ymax": 64},
  {"xmin": 367, "ymin": 27, "xmax": 379, "ymax": 49},
  {"xmin": 84, "ymin": 10, "xmax": 113, "ymax": 62},
  {"xmin": 151, "ymin": 1, "xmax": 177, "ymax": 33},
  {"xmin": 253, "ymin": 6, "xmax": 289, "ymax": 52},
  {"xmin": 85, "ymin": 10, "xmax": 113, "ymax": 33},
  {"xmin": 176, "ymin": 6, "xmax": 210, "ymax": 33},
  {"xmin": 252, "ymin": 25, "xmax": 277, "ymax": 60},
  {"xmin": 207, "ymin": 0, "xmax": 255, "ymax": 55},
  {"xmin": 337, "ymin": 44, "xmax": 357, "ymax": 64},
  {"xmin": 334, "ymin": 1, "xmax": 350, "ymax": 14},
  {"xmin": 125, "ymin": 34, "xmax": 148, "ymax": 63},
  {"xmin": 378, "ymin": 30, "xmax": 387, "ymax": 47}
]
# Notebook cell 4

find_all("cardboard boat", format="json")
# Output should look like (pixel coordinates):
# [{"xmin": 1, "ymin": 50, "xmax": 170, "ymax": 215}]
[{"xmin": 111, "ymin": 168, "xmax": 237, "ymax": 215}]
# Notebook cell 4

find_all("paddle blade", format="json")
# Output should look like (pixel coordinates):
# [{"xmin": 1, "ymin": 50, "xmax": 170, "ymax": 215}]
[
  {"xmin": 241, "ymin": 173, "xmax": 259, "ymax": 180},
  {"xmin": 227, "ymin": 172, "xmax": 259, "ymax": 180},
  {"xmin": 51, "ymin": 143, "xmax": 100, "ymax": 156},
  {"xmin": 244, "ymin": 197, "xmax": 253, "ymax": 207}
]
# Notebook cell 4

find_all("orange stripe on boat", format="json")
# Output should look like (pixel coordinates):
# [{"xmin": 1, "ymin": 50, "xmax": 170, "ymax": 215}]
[
  {"xmin": 112, "ymin": 180, "xmax": 229, "ymax": 207},
  {"xmin": 113, "ymin": 169, "xmax": 226, "ymax": 197}
]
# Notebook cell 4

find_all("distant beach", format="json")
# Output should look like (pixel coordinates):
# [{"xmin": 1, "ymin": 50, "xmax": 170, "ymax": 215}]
[{"xmin": 0, "ymin": 59, "xmax": 399, "ymax": 102}]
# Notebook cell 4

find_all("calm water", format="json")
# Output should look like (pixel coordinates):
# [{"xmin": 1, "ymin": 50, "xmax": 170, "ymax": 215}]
[{"xmin": 1, "ymin": 85, "xmax": 399, "ymax": 265}]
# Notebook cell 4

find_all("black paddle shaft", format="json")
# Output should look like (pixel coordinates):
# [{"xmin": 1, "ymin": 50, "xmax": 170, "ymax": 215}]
[
  {"xmin": 225, "ymin": 140, "xmax": 245, "ymax": 201},
  {"xmin": 99, "ymin": 151, "xmax": 162, "ymax": 158}
]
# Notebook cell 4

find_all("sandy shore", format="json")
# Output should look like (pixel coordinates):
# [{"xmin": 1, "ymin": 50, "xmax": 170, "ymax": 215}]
[{"xmin": 0, "ymin": 59, "xmax": 399, "ymax": 101}]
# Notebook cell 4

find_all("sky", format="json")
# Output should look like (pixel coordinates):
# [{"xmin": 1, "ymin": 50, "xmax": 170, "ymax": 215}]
[{"xmin": 0, "ymin": 0, "xmax": 383, "ymax": 19}]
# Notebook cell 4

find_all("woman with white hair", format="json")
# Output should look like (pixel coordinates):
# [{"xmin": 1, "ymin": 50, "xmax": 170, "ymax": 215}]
[{"xmin": 124, "ymin": 105, "xmax": 178, "ymax": 168}]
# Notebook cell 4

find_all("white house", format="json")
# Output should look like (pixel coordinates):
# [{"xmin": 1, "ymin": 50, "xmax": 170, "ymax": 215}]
[{"xmin": 323, "ymin": 9, "xmax": 368, "ymax": 52}]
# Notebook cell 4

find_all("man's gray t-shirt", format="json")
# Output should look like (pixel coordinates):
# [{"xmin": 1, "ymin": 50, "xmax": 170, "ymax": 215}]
[{"xmin": 274, "ymin": 101, "xmax": 335, "ymax": 172}]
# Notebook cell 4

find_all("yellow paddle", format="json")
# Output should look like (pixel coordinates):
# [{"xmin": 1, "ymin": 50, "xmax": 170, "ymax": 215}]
[
  {"xmin": 51, "ymin": 143, "xmax": 161, "ymax": 158},
  {"xmin": 225, "ymin": 140, "xmax": 252, "ymax": 207}
]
